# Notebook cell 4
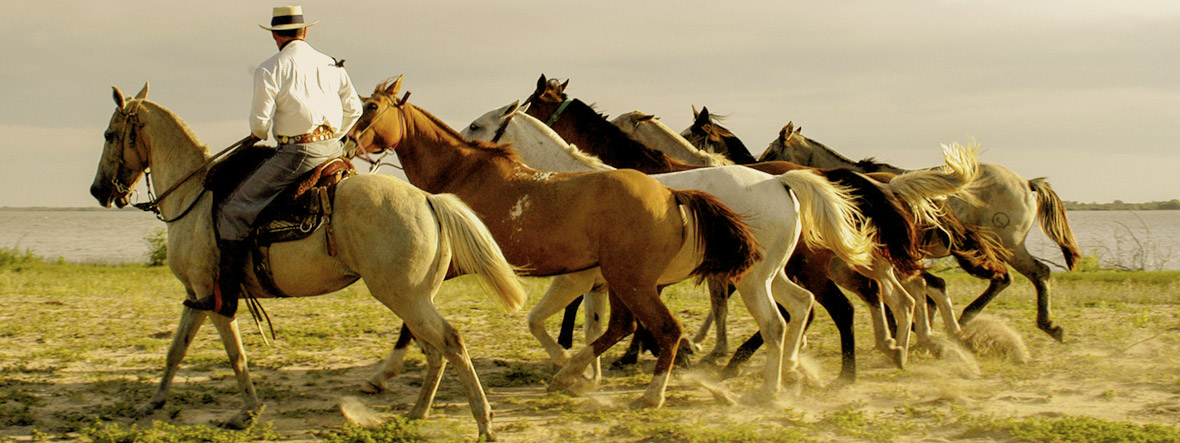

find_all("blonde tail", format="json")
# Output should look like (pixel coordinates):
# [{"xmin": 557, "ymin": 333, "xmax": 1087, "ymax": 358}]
[
  {"xmin": 427, "ymin": 193, "xmax": 527, "ymax": 312},
  {"xmin": 780, "ymin": 170, "xmax": 877, "ymax": 268},
  {"xmin": 889, "ymin": 142, "xmax": 981, "ymax": 229}
]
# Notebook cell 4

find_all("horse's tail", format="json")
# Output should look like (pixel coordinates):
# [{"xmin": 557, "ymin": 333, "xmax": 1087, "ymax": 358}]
[
  {"xmin": 933, "ymin": 210, "xmax": 1011, "ymax": 280},
  {"xmin": 1029, "ymin": 178, "xmax": 1082, "ymax": 270},
  {"xmin": 888, "ymin": 142, "xmax": 980, "ymax": 230},
  {"xmin": 673, "ymin": 190, "xmax": 763, "ymax": 284},
  {"xmin": 426, "ymin": 193, "xmax": 527, "ymax": 312},
  {"xmin": 819, "ymin": 168, "xmax": 923, "ymax": 277},
  {"xmin": 780, "ymin": 170, "xmax": 877, "ymax": 269}
]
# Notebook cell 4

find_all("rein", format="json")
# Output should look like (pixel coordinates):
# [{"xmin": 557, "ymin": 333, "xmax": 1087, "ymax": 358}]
[
  {"xmin": 116, "ymin": 100, "xmax": 251, "ymax": 222},
  {"xmin": 350, "ymin": 92, "xmax": 410, "ymax": 168},
  {"xmin": 491, "ymin": 110, "xmax": 516, "ymax": 143}
]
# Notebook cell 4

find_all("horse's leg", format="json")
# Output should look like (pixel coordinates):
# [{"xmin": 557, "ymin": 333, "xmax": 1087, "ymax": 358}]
[
  {"xmin": 398, "ymin": 302, "xmax": 494, "ymax": 440},
  {"xmin": 209, "ymin": 313, "xmax": 263, "ymax": 429},
  {"xmin": 877, "ymin": 270, "xmax": 916, "ymax": 369},
  {"xmin": 527, "ymin": 270, "xmax": 598, "ymax": 367},
  {"xmin": 958, "ymin": 271, "xmax": 1012, "ymax": 326},
  {"xmin": 364, "ymin": 322, "xmax": 418, "ymax": 393},
  {"xmin": 136, "ymin": 305, "xmax": 208, "ymax": 417},
  {"xmin": 407, "ymin": 340, "xmax": 446, "ymax": 420},
  {"xmin": 558, "ymin": 295, "xmax": 583, "ymax": 349},
  {"xmin": 697, "ymin": 279, "xmax": 734, "ymax": 364},
  {"xmin": 921, "ymin": 272, "xmax": 960, "ymax": 337},
  {"xmin": 1010, "ymin": 246, "xmax": 1064, "ymax": 341},
  {"xmin": 582, "ymin": 284, "xmax": 608, "ymax": 383},
  {"xmin": 815, "ymin": 279, "xmax": 857, "ymax": 385},
  {"xmin": 620, "ymin": 286, "xmax": 684, "ymax": 409},
  {"xmin": 766, "ymin": 269, "xmax": 811, "ymax": 388},
  {"xmin": 551, "ymin": 290, "xmax": 637, "ymax": 396},
  {"xmin": 904, "ymin": 274, "xmax": 935, "ymax": 345},
  {"xmin": 831, "ymin": 264, "xmax": 903, "ymax": 367}
]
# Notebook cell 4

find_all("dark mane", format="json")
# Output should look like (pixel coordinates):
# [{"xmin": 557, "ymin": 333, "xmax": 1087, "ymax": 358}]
[
  {"xmin": 563, "ymin": 99, "xmax": 685, "ymax": 174},
  {"xmin": 689, "ymin": 110, "xmax": 757, "ymax": 164}
]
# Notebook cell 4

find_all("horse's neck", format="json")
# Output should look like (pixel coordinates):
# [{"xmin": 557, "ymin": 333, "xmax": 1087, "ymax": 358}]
[
  {"xmin": 549, "ymin": 107, "xmax": 688, "ymax": 174},
  {"xmin": 718, "ymin": 135, "xmax": 758, "ymax": 165},
  {"xmin": 636, "ymin": 121, "xmax": 728, "ymax": 167},
  {"xmin": 396, "ymin": 106, "xmax": 505, "ymax": 194},
  {"xmin": 508, "ymin": 119, "xmax": 611, "ymax": 173},
  {"xmin": 140, "ymin": 102, "xmax": 212, "ymax": 216}
]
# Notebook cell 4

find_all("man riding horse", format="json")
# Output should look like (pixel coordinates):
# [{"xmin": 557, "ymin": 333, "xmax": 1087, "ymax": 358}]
[{"xmin": 185, "ymin": 5, "xmax": 363, "ymax": 317}]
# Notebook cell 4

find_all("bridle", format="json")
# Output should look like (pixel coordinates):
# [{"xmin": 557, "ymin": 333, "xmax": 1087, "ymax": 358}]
[
  {"xmin": 490, "ymin": 109, "xmax": 516, "ymax": 143},
  {"xmin": 349, "ymin": 92, "xmax": 409, "ymax": 172},
  {"xmin": 110, "ymin": 100, "xmax": 247, "ymax": 222}
]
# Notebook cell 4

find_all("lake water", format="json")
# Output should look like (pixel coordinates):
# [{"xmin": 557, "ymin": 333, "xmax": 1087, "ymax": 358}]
[{"xmin": 1, "ymin": 209, "xmax": 1178, "ymax": 270}]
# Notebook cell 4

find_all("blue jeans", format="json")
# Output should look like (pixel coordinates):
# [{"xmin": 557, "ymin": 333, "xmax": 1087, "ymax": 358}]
[{"xmin": 216, "ymin": 139, "xmax": 343, "ymax": 241}]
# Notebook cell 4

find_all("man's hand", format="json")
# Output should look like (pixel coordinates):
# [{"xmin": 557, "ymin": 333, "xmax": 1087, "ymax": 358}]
[{"xmin": 242, "ymin": 135, "xmax": 262, "ymax": 150}]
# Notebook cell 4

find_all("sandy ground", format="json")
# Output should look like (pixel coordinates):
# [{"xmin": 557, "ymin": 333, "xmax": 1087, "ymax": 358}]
[{"xmin": 2, "ymin": 276, "xmax": 1180, "ymax": 442}]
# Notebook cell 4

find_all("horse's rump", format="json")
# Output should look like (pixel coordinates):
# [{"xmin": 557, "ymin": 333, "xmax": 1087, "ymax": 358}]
[
  {"xmin": 820, "ymin": 168, "xmax": 923, "ymax": 277},
  {"xmin": 673, "ymin": 189, "xmax": 762, "ymax": 284}
]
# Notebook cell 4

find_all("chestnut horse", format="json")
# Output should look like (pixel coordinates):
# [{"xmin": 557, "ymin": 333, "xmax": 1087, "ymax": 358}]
[
  {"xmin": 523, "ymin": 75, "xmax": 983, "ymax": 372},
  {"xmin": 467, "ymin": 101, "xmax": 987, "ymax": 383},
  {"xmin": 347, "ymin": 77, "xmax": 764, "ymax": 408},
  {"xmin": 91, "ymin": 84, "xmax": 527, "ymax": 440},
  {"xmin": 462, "ymin": 100, "xmax": 884, "ymax": 386},
  {"xmin": 722, "ymin": 113, "xmax": 1079, "ymax": 342}
]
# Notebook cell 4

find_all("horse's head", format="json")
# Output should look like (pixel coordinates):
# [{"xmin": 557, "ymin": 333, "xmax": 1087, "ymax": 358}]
[
  {"xmin": 346, "ymin": 75, "xmax": 409, "ymax": 157},
  {"xmin": 761, "ymin": 122, "xmax": 808, "ymax": 163},
  {"xmin": 460, "ymin": 100, "xmax": 530, "ymax": 143},
  {"xmin": 680, "ymin": 106, "xmax": 757, "ymax": 164},
  {"xmin": 522, "ymin": 74, "xmax": 568, "ymax": 121},
  {"xmin": 91, "ymin": 83, "xmax": 151, "ymax": 208}
]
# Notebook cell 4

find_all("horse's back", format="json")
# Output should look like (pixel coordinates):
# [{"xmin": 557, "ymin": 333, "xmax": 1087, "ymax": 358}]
[
  {"xmin": 331, "ymin": 175, "xmax": 449, "ymax": 281},
  {"xmin": 950, "ymin": 163, "xmax": 1037, "ymax": 243}
]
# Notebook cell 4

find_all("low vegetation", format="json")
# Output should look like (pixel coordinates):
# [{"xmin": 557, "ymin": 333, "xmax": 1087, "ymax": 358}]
[{"xmin": 3, "ymin": 253, "xmax": 1180, "ymax": 442}]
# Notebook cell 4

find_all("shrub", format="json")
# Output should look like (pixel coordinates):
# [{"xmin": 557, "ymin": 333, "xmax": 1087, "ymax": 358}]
[{"xmin": 145, "ymin": 228, "xmax": 167, "ymax": 266}]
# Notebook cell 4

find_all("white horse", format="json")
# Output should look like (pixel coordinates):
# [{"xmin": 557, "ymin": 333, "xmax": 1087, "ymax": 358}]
[
  {"xmin": 611, "ymin": 111, "xmax": 977, "ymax": 351},
  {"xmin": 462, "ymin": 101, "xmax": 971, "ymax": 379},
  {"xmin": 90, "ymin": 84, "xmax": 526, "ymax": 441},
  {"xmin": 460, "ymin": 101, "xmax": 884, "ymax": 395}
]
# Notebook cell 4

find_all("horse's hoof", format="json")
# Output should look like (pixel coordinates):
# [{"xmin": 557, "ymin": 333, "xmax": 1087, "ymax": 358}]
[
  {"xmin": 567, "ymin": 377, "xmax": 599, "ymax": 396},
  {"xmin": 719, "ymin": 365, "xmax": 742, "ymax": 380},
  {"xmin": 827, "ymin": 375, "xmax": 855, "ymax": 390},
  {"xmin": 610, "ymin": 354, "xmax": 639, "ymax": 369},
  {"xmin": 134, "ymin": 399, "xmax": 165, "ymax": 418},
  {"xmin": 481, "ymin": 430, "xmax": 498, "ymax": 442},
  {"xmin": 407, "ymin": 405, "xmax": 430, "ymax": 420},
  {"xmin": 628, "ymin": 395, "xmax": 664, "ymax": 409},
  {"xmin": 1040, "ymin": 323, "xmax": 1065, "ymax": 343},
  {"xmin": 219, "ymin": 405, "xmax": 263, "ymax": 430},
  {"xmin": 360, "ymin": 380, "xmax": 388, "ymax": 394}
]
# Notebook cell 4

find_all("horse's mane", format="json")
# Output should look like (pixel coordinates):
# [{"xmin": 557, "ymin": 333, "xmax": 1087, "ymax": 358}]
[
  {"xmin": 406, "ymin": 102, "xmax": 524, "ymax": 163},
  {"xmin": 562, "ymin": 99, "xmax": 683, "ymax": 173},
  {"xmin": 138, "ymin": 100, "xmax": 210, "ymax": 155},
  {"xmin": 776, "ymin": 126, "xmax": 905, "ymax": 173},
  {"xmin": 696, "ymin": 113, "xmax": 757, "ymax": 165}
]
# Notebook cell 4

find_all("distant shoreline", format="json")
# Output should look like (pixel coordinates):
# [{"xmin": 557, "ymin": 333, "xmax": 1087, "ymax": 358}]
[{"xmin": 0, "ymin": 207, "xmax": 142, "ymax": 212}]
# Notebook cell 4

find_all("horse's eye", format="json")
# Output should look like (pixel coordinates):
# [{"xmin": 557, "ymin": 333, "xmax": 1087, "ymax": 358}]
[
  {"xmin": 366, "ymin": 103, "xmax": 379, "ymax": 111},
  {"xmin": 469, "ymin": 124, "xmax": 479, "ymax": 131},
  {"xmin": 104, "ymin": 132, "xmax": 115, "ymax": 142}
]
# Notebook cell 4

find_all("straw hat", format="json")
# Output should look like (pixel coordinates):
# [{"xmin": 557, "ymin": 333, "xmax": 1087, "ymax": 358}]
[{"xmin": 259, "ymin": 5, "xmax": 318, "ymax": 31}]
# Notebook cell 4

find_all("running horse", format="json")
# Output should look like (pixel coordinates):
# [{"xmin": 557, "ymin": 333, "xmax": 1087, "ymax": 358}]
[
  {"xmin": 461, "ymin": 101, "xmax": 882, "ymax": 386},
  {"xmin": 523, "ymin": 75, "xmax": 982, "ymax": 372},
  {"xmin": 90, "ymin": 84, "xmax": 527, "ymax": 440},
  {"xmin": 617, "ymin": 107, "xmax": 1008, "ymax": 375},
  {"xmin": 471, "ymin": 100, "xmax": 982, "ymax": 383},
  {"xmin": 347, "ymin": 77, "xmax": 766, "ymax": 408},
  {"xmin": 691, "ymin": 108, "xmax": 1080, "ymax": 342}
]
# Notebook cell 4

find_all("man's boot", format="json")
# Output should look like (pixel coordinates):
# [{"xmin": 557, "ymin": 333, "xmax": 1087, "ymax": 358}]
[{"xmin": 184, "ymin": 239, "xmax": 249, "ymax": 317}]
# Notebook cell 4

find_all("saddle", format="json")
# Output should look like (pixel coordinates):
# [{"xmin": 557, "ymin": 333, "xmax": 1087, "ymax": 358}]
[{"xmin": 205, "ymin": 146, "xmax": 356, "ymax": 297}]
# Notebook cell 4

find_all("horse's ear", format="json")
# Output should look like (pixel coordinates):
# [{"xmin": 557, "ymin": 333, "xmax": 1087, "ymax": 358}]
[
  {"xmin": 536, "ymin": 74, "xmax": 548, "ymax": 92},
  {"xmin": 503, "ymin": 100, "xmax": 521, "ymax": 116},
  {"xmin": 779, "ymin": 124, "xmax": 793, "ymax": 141},
  {"xmin": 691, "ymin": 105, "xmax": 699, "ymax": 120},
  {"xmin": 694, "ymin": 106, "xmax": 710, "ymax": 127},
  {"xmin": 794, "ymin": 125, "xmax": 802, "ymax": 135},
  {"xmin": 559, "ymin": 79, "xmax": 569, "ymax": 91},
  {"xmin": 112, "ymin": 86, "xmax": 126, "ymax": 109},
  {"xmin": 636, "ymin": 113, "xmax": 656, "ymax": 123},
  {"xmin": 384, "ymin": 75, "xmax": 403, "ymax": 96},
  {"xmin": 134, "ymin": 82, "xmax": 149, "ymax": 100},
  {"xmin": 518, "ymin": 101, "xmax": 531, "ymax": 114}
]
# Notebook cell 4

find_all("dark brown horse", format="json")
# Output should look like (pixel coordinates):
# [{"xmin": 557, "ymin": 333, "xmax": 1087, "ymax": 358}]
[
  {"xmin": 523, "ymin": 75, "xmax": 982, "ymax": 381},
  {"xmin": 347, "ymin": 77, "xmax": 763, "ymax": 409}
]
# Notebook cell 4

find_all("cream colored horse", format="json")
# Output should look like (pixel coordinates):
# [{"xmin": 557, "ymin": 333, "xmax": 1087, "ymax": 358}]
[{"xmin": 90, "ymin": 84, "xmax": 526, "ymax": 441}]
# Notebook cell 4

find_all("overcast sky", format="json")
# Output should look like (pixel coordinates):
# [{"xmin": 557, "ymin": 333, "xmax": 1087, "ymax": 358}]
[{"xmin": 2, "ymin": 1, "xmax": 1177, "ymax": 207}]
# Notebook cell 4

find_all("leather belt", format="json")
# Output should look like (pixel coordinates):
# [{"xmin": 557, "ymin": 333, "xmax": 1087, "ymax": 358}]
[{"xmin": 277, "ymin": 125, "xmax": 334, "ymax": 145}]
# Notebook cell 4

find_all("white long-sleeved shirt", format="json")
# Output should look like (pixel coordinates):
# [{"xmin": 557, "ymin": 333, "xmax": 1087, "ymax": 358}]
[{"xmin": 249, "ymin": 40, "xmax": 362, "ymax": 141}]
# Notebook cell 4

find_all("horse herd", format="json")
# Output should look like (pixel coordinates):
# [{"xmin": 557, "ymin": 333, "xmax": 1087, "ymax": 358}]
[{"xmin": 90, "ymin": 75, "xmax": 1081, "ymax": 441}]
